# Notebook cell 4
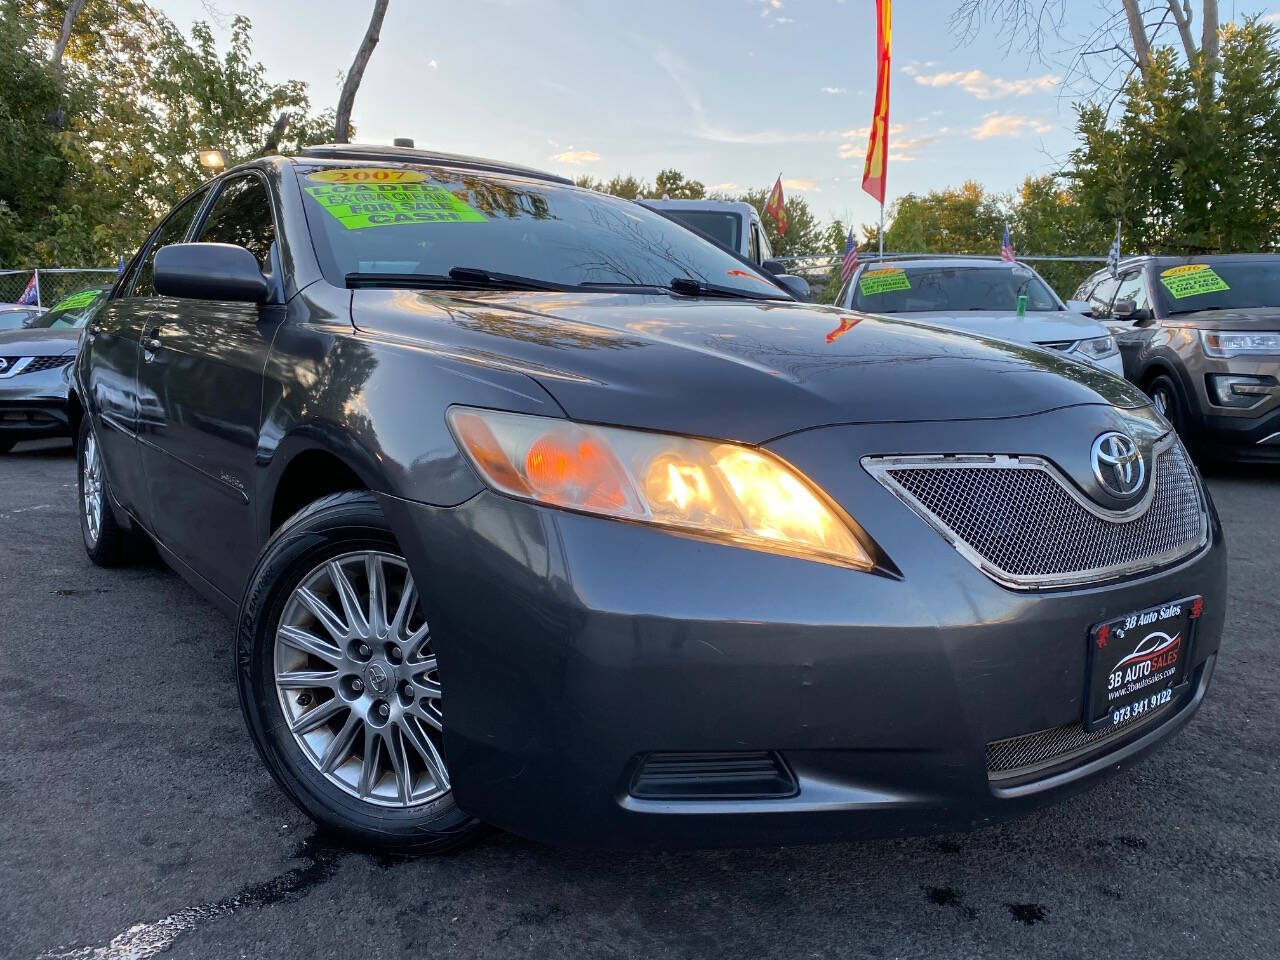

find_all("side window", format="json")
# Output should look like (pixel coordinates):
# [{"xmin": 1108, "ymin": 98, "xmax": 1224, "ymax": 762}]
[
  {"xmin": 1073, "ymin": 276, "xmax": 1101, "ymax": 301},
  {"xmin": 748, "ymin": 224, "xmax": 760, "ymax": 263},
  {"xmin": 195, "ymin": 175, "xmax": 276, "ymax": 270},
  {"xmin": 1087, "ymin": 275, "xmax": 1121, "ymax": 317},
  {"xmin": 130, "ymin": 189, "xmax": 208, "ymax": 298},
  {"xmin": 758, "ymin": 224, "xmax": 772, "ymax": 261},
  {"xmin": 1113, "ymin": 271, "xmax": 1150, "ymax": 313}
]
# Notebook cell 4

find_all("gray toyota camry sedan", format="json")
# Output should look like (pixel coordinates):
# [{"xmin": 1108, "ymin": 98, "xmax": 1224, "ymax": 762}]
[{"xmin": 70, "ymin": 144, "xmax": 1226, "ymax": 852}]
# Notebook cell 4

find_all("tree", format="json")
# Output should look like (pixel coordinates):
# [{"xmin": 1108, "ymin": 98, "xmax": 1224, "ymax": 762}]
[
  {"xmin": 951, "ymin": 1, "xmax": 1226, "ymax": 103},
  {"xmin": 882, "ymin": 181, "xmax": 1009, "ymax": 255},
  {"xmin": 1068, "ymin": 18, "xmax": 1280, "ymax": 254},
  {"xmin": 575, "ymin": 174, "xmax": 650, "ymax": 200},
  {"xmin": 333, "ymin": 0, "xmax": 389, "ymax": 143},
  {"xmin": 0, "ymin": 5, "xmax": 333, "ymax": 264},
  {"xmin": 652, "ymin": 169, "xmax": 705, "ymax": 199}
]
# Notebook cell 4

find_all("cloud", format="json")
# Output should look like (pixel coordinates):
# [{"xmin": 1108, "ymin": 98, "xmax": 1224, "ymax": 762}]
[
  {"xmin": 653, "ymin": 47, "xmax": 836, "ymax": 144},
  {"xmin": 903, "ymin": 65, "xmax": 1059, "ymax": 99},
  {"xmin": 708, "ymin": 181, "xmax": 743, "ymax": 194},
  {"xmin": 837, "ymin": 123, "xmax": 941, "ymax": 163},
  {"xmin": 550, "ymin": 148, "xmax": 600, "ymax": 165},
  {"xmin": 782, "ymin": 178, "xmax": 817, "ymax": 191},
  {"xmin": 970, "ymin": 113, "xmax": 1054, "ymax": 139},
  {"xmin": 1262, "ymin": 12, "xmax": 1280, "ymax": 23},
  {"xmin": 427, "ymin": 59, "xmax": 438, "ymax": 69},
  {"xmin": 821, "ymin": 86, "xmax": 846, "ymax": 95}
]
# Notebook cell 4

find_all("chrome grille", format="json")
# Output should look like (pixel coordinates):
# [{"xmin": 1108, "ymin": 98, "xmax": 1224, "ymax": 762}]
[
  {"xmin": 986, "ymin": 700, "xmax": 1176, "ymax": 781},
  {"xmin": 865, "ymin": 437, "xmax": 1207, "ymax": 589},
  {"xmin": 21, "ymin": 356, "xmax": 72, "ymax": 374}
]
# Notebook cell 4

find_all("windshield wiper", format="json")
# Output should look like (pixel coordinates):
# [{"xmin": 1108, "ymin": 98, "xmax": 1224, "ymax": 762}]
[
  {"xmin": 345, "ymin": 267, "xmax": 569, "ymax": 292},
  {"xmin": 665, "ymin": 276, "xmax": 788, "ymax": 301},
  {"xmin": 1166, "ymin": 305, "xmax": 1227, "ymax": 316}
]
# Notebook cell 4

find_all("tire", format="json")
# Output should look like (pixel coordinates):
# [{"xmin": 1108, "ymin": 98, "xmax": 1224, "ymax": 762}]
[
  {"xmin": 237, "ymin": 490, "xmax": 482, "ymax": 854},
  {"xmin": 1146, "ymin": 373, "xmax": 1190, "ymax": 439},
  {"xmin": 77, "ymin": 417, "xmax": 136, "ymax": 567}
]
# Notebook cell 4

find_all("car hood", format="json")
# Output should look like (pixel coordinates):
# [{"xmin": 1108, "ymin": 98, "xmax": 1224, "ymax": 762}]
[
  {"xmin": 0, "ymin": 326, "xmax": 80, "ymax": 357},
  {"xmin": 888, "ymin": 310, "xmax": 1105, "ymax": 345},
  {"xmin": 352, "ymin": 290, "xmax": 1149, "ymax": 443},
  {"xmin": 1163, "ymin": 305, "xmax": 1280, "ymax": 330}
]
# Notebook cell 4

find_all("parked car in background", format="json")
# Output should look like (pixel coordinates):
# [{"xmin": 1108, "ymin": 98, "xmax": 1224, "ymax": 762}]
[
  {"xmin": 642, "ymin": 198, "xmax": 811, "ymax": 300},
  {"xmin": 0, "ymin": 286, "xmax": 109, "ymax": 452},
  {"xmin": 835, "ymin": 258, "xmax": 1125, "ymax": 376},
  {"xmin": 1076, "ymin": 255, "xmax": 1280, "ymax": 461},
  {"xmin": 0, "ymin": 304, "xmax": 45, "ymax": 330},
  {"xmin": 72, "ymin": 145, "xmax": 1223, "ymax": 853}
]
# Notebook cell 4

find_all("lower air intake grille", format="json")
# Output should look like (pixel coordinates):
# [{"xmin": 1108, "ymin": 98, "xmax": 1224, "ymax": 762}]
[
  {"xmin": 986, "ymin": 701, "xmax": 1176, "ymax": 781},
  {"xmin": 629, "ymin": 751, "xmax": 798, "ymax": 800},
  {"xmin": 865, "ymin": 436, "xmax": 1207, "ymax": 589}
]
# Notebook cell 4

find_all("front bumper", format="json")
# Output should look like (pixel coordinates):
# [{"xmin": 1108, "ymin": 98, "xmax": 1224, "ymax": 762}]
[
  {"xmin": 378, "ymin": 415, "xmax": 1226, "ymax": 849},
  {"xmin": 0, "ymin": 362, "xmax": 74, "ymax": 441}
]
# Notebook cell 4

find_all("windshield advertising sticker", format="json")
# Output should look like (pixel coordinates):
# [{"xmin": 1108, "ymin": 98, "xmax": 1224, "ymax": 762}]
[
  {"xmin": 307, "ymin": 168, "xmax": 428, "ymax": 184},
  {"xmin": 1085, "ymin": 596, "xmax": 1202, "ymax": 732},
  {"xmin": 305, "ymin": 182, "xmax": 486, "ymax": 230},
  {"xmin": 53, "ymin": 289, "xmax": 101, "ymax": 311},
  {"xmin": 1160, "ymin": 264, "xmax": 1230, "ymax": 299},
  {"xmin": 859, "ymin": 268, "xmax": 911, "ymax": 296}
]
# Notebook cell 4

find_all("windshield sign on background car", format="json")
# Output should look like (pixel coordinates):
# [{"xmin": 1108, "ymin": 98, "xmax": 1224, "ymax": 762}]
[
  {"xmin": 1157, "ymin": 261, "xmax": 1280, "ymax": 314},
  {"xmin": 28, "ymin": 288, "xmax": 106, "ymax": 328},
  {"xmin": 298, "ymin": 165, "xmax": 784, "ymax": 298},
  {"xmin": 852, "ymin": 265, "xmax": 1059, "ymax": 314}
]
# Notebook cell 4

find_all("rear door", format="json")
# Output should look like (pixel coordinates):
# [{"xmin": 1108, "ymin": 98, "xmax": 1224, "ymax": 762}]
[
  {"xmin": 135, "ymin": 172, "xmax": 284, "ymax": 601},
  {"xmin": 82, "ymin": 190, "xmax": 208, "ymax": 518}
]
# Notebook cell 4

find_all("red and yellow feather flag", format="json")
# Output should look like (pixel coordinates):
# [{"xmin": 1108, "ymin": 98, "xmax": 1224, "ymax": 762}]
[
  {"xmin": 861, "ymin": 0, "xmax": 892, "ymax": 205},
  {"xmin": 764, "ymin": 176, "xmax": 787, "ymax": 236}
]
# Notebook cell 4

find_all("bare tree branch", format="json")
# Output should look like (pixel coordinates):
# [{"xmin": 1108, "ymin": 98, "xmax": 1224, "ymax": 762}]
[
  {"xmin": 258, "ymin": 112, "xmax": 292, "ymax": 156},
  {"xmin": 1200, "ymin": 0, "xmax": 1219, "ymax": 64},
  {"xmin": 1165, "ymin": 0, "xmax": 1198, "ymax": 62},
  {"xmin": 50, "ymin": 0, "xmax": 88, "ymax": 73},
  {"xmin": 333, "ymin": 0, "xmax": 390, "ymax": 144},
  {"xmin": 1121, "ymin": 0, "xmax": 1154, "ymax": 68}
]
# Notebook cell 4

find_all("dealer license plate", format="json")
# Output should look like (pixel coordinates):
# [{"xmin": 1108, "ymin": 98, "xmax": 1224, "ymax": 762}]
[{"xmin": 1085, "ymin": 596, "xmax": 1202, "ymax": 732}]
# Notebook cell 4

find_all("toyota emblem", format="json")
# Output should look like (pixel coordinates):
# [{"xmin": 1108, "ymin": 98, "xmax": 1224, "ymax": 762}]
[
  {"xmin": 1091, "ymin": 432, "xmax": 1146, "ymax": 498},
  {"xmin": 0, "ymin": 358, "xmax": 8, "ymax": 372}
]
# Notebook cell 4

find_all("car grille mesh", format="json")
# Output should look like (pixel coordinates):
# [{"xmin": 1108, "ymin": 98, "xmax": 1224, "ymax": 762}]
[
  {"xmin": 0, "ymin": 356, "xmax": 72, "ymax": 375},
  {"xmin": 875, "ymin": 442, "xmax": 1205, "ymax": 587},
  {"xmin": 986, "ymin": 700, "xmax": 1176, "ymax": 781}
]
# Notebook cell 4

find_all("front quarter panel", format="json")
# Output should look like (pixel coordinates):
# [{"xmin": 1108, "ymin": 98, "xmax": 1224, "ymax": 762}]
[{"xmin": 257, "ymin": 283, "xmax": 568, "ymax": 536}]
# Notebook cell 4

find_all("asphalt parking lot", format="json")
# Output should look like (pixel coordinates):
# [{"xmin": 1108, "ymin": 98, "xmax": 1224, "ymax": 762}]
[{"xmin": 2, "ymin": 438, "xmax": 1278, "ymax": 960}]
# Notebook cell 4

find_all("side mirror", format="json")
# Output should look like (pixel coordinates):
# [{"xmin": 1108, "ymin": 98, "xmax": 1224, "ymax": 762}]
[
  {"xmin": 775, "ymin": 274, "xmax": 811, "ymax": 301},
  {"xmin": 1066, "ymin": 299, "xmax": 1092, "ymax": 317},
  {"xmin": 154, "ymin": 243, "xmax": 270, "ymax": 303},
  {"xmin": 761, "ymin": 258, "xmax": 786, "ymax": 276},
  {"xmin": 1113, "ymin": 298, "xmax": 1137, "ymax": 319}
]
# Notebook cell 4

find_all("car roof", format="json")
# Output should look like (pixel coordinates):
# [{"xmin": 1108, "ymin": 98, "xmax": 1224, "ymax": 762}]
[
  {"xmin": 870, "ymin": 257, "xmax": 1031, "ymax": 270},
  {"xmin": 642, "ymin": 199, "xmax": 757, "ymax": 217},
  {"xmin": 293, "ymin": 143, "xmax": 574, "ymax": 185}
]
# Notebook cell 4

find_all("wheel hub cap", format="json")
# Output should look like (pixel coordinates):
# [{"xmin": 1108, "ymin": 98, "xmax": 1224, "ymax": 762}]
[{"xmin": 274, "ymin": 551, "xmax": 448, "ymax": 808}]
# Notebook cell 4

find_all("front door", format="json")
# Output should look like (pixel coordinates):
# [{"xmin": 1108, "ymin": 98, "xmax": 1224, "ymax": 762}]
[
  {"xmin": 84, "ymin": 189, "xmax": 209, "ymax": 519},
  {"xmin": 136, "ymin": 173, "xmax": 282, "ymax": 601}
]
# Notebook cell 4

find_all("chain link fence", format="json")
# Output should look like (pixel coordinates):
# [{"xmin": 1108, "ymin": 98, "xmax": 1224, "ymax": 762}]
[
  {"xmin": 775, "ymin": 253, "xmax": 1110, "ymax": 305},
  {"xmin": 0, "ymin": 268, "xmax": 119, "ymax": 308}
]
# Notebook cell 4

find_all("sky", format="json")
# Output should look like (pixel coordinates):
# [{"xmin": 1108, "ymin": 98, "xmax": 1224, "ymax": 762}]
[{"xmin": 155, "ymin": 0, "xmax": 1280, "ymax": 229}]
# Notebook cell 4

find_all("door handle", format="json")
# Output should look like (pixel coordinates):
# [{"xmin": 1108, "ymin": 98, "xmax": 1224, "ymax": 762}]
[
  {"xmin": 88, "ymin": 323, "xmax": 102, "ymax": 336},
  {"xmin": 144, "ymin": 329, "xmax": 163, "ymax": 352}
]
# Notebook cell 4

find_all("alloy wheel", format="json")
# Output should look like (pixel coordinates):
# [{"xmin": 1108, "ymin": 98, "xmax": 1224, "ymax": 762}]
[
  {"xmin": 274, "ymin": 551, "xmax": 448, "ymax": 807},
  {"xmin": 82, "ymin": 431, "xmax": 103, "ymax": 546}
]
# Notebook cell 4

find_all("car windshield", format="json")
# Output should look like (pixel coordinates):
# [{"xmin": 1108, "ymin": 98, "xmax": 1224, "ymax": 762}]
[
  {"xmin": 1154, "ymin": 260, "xmax": 1280, "ymax": 314},
  {"xmin": 851, "ymin": 265, "xmax": 1061, "ymax": 314},
  {"xmin": 27, "ymin": 289, "xmax": 106, "ymax": 328},
  {"xmin": 297, "ymin": 164, "xmax": 787, "ymax": 298},
  {"xmin": 1, "ymin": 308, "xmax": 40, "ymax": 329},
  {"xmin": 659, "ymin": 210, "xmax": 742, "ymax": 252}
]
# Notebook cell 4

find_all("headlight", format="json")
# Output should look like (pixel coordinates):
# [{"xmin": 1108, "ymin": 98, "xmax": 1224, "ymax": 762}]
[
  {"xmin": 447, "ymin": 407, "xmax": 873, "ymax": 569},
  {"xmin": 1072, "ymin": 335, "xmax": 1119, "ymax": 362},
  {"xmin": 1200, "ymin": 330, "xmax": 1280, "ymax": 358}
]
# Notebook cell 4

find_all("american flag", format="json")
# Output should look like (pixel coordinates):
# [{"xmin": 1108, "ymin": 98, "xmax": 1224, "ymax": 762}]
[
  {"xmin": 16, "ymin": 274, "xmax": 38, "ymax": 305},
  {"xmin": 840, "ymin": 228, "xmax": 859, "ymax": 285},
  {"xmin": 1000, "ymin": 226, "xmax": 1015, "ymax": 263}
]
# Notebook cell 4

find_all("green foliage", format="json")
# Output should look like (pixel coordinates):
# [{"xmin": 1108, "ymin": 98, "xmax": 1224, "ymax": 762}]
[
  {"xmin": 0, "ymin": 3, "xmax": 333, "ymax": 266},
  {"xmin": 1070, "ymin": 18, "xmax": 1280, "ymax": 254},
  {"xmin": 883, "ymin": 181, "xmax": 1008, "ymax": 254},
  {"xmin": 737, "ymin": 186, "xmax": 825, "ymax": 258}
]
